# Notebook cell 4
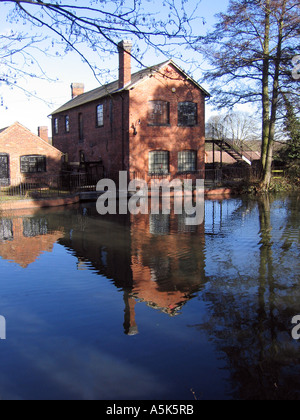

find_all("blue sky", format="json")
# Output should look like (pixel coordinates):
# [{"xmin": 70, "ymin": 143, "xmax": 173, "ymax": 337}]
[{"xmin": 0, "ymin": 0, "xmax": 230, "ymax": 133}]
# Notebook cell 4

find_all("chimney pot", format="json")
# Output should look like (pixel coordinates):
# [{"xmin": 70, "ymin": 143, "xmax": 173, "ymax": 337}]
[{"xmin": 118, "ymin": 40, "xmax": 133, "ymax": 89}]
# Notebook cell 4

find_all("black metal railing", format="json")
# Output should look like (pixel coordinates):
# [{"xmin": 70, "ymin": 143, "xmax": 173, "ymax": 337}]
[
  {"xmin": 0, "ymin": 167, "xmax": 261, "ymax": 202},
  {"xmin": 0, "ymin": 173, "xmax": 98, "ymax": 201}
]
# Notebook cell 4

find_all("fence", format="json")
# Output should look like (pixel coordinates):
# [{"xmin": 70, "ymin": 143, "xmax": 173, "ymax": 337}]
[
  {"xmin": 0, "ymin": 173, "xmax": 98, "ymax": 202},
  {"xmin": 0, "ymin": 167, "xmax": 261, "ymax": 202}
]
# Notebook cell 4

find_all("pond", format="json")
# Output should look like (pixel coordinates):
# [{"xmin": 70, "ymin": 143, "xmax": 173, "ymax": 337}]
[{"xmin": 0, "ymin": 194, "xmax": 299, "ymax": 400}]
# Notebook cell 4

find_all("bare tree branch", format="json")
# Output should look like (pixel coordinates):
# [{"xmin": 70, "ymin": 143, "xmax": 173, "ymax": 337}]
[{"xmin": 1, "ymin": 0, "xmax": 205, "ymax": 99}]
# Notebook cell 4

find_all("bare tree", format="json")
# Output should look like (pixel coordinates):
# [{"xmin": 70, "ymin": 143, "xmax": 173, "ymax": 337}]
[
  {"xmin": 1, "ymin": 0, "xmax": 203, "ymax": 93},
  {"xmin": 206, "ymin": 111, "xmax": 260, "ymax": 147},
  {"xmin": 206, "ymin": 115, "xmax": 227, "ymax": 140},
  {"xmin": 0, "ymin": 29, "xmax": 59, "ymax": 102},
  {"xmin": 197, "ymin": 0, "xmax": 300, "ymax": 190},
  {"xmin": 224, "ymin": 111, "xmax": 260, "ymax": 147}
]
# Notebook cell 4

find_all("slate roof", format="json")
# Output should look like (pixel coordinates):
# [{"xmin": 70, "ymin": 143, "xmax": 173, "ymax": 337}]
[
  {"xmin": 51, "ymin": 60, "xmax": 210, "ymax": 115},
  {"xmin": 0, "ymin": 127, "xmax": 9, "ymax": 134}
]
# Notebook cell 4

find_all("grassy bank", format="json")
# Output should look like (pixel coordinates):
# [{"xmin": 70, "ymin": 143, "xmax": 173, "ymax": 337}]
[{"xmin": 228, "ymin": 176, "xmax": 299, "ymax": 196}]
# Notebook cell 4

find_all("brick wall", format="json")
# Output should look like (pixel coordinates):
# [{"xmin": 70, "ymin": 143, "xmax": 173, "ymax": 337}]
[
  {"xmin": 0, "ymin": 122, "xmax": 62, "ymax": 184},
  {"xmin": 129, "ymin": 63, "xmax": 206, "ymax": 181},
  {"xmin": 52, "ymin": 93, "xmax": 129, "ymax": 174}
]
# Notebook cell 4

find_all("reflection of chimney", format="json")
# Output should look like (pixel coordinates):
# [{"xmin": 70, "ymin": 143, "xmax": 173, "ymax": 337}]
[
  {"xmin": 118, "ymin": 40, "xmax": 133, "ymax": 89},
  {"xmin": 38, "ymin": 126, "xmax": 49, "ymax": 143},
  {"xmin": 123, "ymin": 291, "xmax": 139, "ymax": 336},
  {"xmin": 71, "ymin": 83, "xmax": 85, "ymax": 99}
]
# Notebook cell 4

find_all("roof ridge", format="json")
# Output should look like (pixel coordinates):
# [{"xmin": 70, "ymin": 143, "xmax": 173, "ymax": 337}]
[
  {"xmin": 0, "ymin": 122, "xmax": 63, "ymax": 154},
  {"xmin": 51, "ymin": 59, "xmax": 209, "ymax": 115}
]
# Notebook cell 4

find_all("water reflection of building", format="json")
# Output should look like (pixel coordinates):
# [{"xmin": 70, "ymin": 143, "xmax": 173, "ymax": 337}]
[
  {"xmin": 58, "ymin": 204, "xmax": 206, "ymax": 335},
  {"xmin": 0, "ymin": 213, "xmax": 63, "ymax": 268},
  {"xmin": 130, "ymin": 212, "xmax": 205, "ymax": 318}
]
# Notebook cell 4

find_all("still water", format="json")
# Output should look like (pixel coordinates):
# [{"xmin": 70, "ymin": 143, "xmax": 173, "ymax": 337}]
[{"xmin": 0, "ymin": 195, "xmax": 299, "ymax": 400}]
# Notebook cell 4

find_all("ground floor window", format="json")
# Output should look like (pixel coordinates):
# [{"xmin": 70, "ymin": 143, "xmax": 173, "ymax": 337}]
[
  {"xmin": 20, "ymin": 155, "xmax": 47, "ymax": 174},
  {"xmin": 149, "ymin": 151, "xmax": 169, "ymax": 175},
  {"xmin": 178, "ymin": 150, "xmax": 197, "ymax": 173},
  {"xmin": 23, "ymin": 218, "xmax": 48, "ymax": 238},
  {"xmin": 0, "ymin": 219, "xmax": 13, "ymax": 241},
  {"xmin": 79, "ymin": 150, "xmax": 86, "ymax": 163},
  {"xmin": 0, "ymin": 153, "xmax": 9, "ymax": 183}
]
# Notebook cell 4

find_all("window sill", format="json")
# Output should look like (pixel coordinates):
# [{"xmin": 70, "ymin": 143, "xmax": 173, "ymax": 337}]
[
  {"xmin": 147, "ymin": 124, "xmax": 171, "ymax": 127},
  {"xmin": 21, "ymin": 172, "xmax": 47, "ymax": 175},
  {"xmin": 177, "ymin": 171, "xmax": 198, "ymax": 175},
  {"xmin": 177, "ymin": 125, "xmax": 198, "ymax": 128},
  {"xmin": 148, "ymin": 172, "xmax": 170, "ymax": 177}
]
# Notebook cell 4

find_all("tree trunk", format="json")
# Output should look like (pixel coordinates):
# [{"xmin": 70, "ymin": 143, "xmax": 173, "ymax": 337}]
[
  {"xmin": 261, "ymin": 0, "xmax": 286, "ymax": 190},
  {"xmin": 261, "ymin": 0, "xmax": 271, "ymax": 171}
]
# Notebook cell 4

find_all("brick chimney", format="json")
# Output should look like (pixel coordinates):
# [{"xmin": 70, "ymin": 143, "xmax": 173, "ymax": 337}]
[
  {"xmin": 38, "ymin": 126, "xmax": 49, "ymax": 143},
  {"xmin": 71, "ymin": 83, "xmax": 85, "ymax": 99},
  {"xmin": 118, "ymin": 40, "xmax": 133, "ymax": 89}
]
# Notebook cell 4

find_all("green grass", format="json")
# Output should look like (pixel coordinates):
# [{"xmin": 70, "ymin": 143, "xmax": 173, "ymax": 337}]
[{"xmin": 0, "ymin": 188, "xmax": 73, "ymax": 202}]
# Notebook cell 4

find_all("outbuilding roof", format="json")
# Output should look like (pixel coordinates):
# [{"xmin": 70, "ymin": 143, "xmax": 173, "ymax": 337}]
[{"xmin": 0, "ymin": 122, "xmax": 63, "ymax": 154}]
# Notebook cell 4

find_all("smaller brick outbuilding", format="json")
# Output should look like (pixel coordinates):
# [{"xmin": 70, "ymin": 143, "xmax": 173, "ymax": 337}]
[{"xmin": 0, "ymin": 122, "xmax": 63, "ymax": 186}]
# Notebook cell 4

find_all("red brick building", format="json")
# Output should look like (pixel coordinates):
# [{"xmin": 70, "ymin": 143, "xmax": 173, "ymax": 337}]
[
  {"xmin": 51, "ymin": 41, "xmax": 210, "ymax": 181},
  {"xmin": 0, "ymin": 122, "xmax": 63, "ymax": 186}
]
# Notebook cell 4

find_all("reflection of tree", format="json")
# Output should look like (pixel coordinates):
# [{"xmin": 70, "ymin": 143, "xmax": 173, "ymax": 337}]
[
  {"xmin": 279, "ymin": 196, "xmax": 300, "ymax": 255},
  {"xmin": 193, "ymin": 196, "xmax": 300, "ymax": 400},
  {"xmin": 256, "ymin": 195, "xmax": 278, "ymax": 399}
]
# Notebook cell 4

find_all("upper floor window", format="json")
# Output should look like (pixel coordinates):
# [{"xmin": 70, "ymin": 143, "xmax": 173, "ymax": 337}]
[
  {"xmin": 178, "ymin": 102, "xmax": 198, "ymax": 126},
  {"xmin": 20, "ymin": 155, "xmax": 46, "ymax": 174},
  {"xmin": 96, "ymin": 104, "xmax": 104, "ymax": 127},
  {"xmin": 65, "ymin": 116, "xmax": 70, "ymax": 133},
  {"xmin": 149, "ymin": 151, "xmax": 169, "ymax": 175},
  {"xmin": 78, "ymin": 113, "xmax": 84, "ymax": 143},
  {"xmin": 178, "ymin": 150, "xmax": 197, "ymax": 173},
  {"xmin": 54, "ymin": 118, "xmax": 59, "ymax": 135},
  {"xmin": 148, "ymin": 101, "xmax": 170, "ymax": 126}
]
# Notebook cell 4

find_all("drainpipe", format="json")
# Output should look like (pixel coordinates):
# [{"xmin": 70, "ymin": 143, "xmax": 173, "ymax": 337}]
[{"xmin": 121, "ymin": 93, "xmax": 125, "ymax": 171}]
